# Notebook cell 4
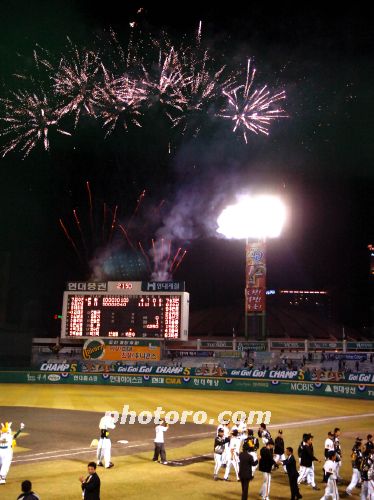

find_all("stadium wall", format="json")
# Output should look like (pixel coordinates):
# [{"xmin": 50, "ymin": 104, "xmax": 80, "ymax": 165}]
[{"xmin": 0, "ymin": 370, "xmax": 373, "ymax": 400}]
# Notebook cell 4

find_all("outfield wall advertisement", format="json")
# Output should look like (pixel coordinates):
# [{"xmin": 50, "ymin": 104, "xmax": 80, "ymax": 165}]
[
  {"xmin": 1, "ymin": 369, "xmax": 373, "ymax": 400},
  {"xmin": 35, "ymin": 363, "xmax": 374, "ymax": 384}
]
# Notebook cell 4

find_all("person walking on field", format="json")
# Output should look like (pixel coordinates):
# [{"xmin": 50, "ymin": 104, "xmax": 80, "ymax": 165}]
[
  {"xmin": 274, "ymin": 430, "xmax": 287, "ymax": 472},
  {"xmin": 239, "ymin": 444, "xmax": 255, "ymax": 500},
  {"xmin": 320, "ymin": 451, "xmax": 339, "ymax": 500},
  {"xmin": 283, "ymin": 447, "xmax": 302, "ymax": 500},
  {"xmin": 259, "ymin": 439, "xmax": 277, "ymax": 500},
  {"xmin": 298, "ymin": 434, "xmax": 320, "ymax": 491}
]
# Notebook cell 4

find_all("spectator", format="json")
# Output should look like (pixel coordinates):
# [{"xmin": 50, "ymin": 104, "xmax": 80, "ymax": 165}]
[
  {"xmin": 17, "ymin": 480, "xmax": 40, "ymax": 500},
  {"xmin": 355, "ymin": 360, "xmax": 360, "ymax": 372}
]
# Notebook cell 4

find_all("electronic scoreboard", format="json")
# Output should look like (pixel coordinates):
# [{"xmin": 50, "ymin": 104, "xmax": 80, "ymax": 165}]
[{"xmin": 61, "ymin": 281, "xmax": 189, "ymax": 340}]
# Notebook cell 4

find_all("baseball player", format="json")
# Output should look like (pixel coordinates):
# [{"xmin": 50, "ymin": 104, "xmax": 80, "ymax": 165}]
[
  {"xmin": 297, "ymin": 433, "xmax": 309, "ymax": 481},
  {"xmin": 333, "ymin": 428, "xmax": 343, "ymax": 482},
  {"xmin": 224, "ymin": 429, "xmax": 241, "ymax": 481},
  {"xmin": 237, "ymin": 417, "xmax": 247, "ymax": 436},
  {"xmin": 97, "ymin": 413, "xmax": 115, "ymax": 469},
  {"xmin": 323, "ymin": 432, "xmax": 335, "ymax": 482},
  {"xmin": 346, "ymin": 438, "xmax": 363, "ymax": 496},
  {"xmin": 259, "ymin": 439, "xmax": 277, "ymax": 500},
  {"xmin": 273, "ymin": 430, "xmax": 287, "ymax": 472},
  {"xmin": 297, "ymin": 434, "xmax": 320, "ymax": 490},
  {"xmin": 258, "ymin": 423, "xmax": 271, "ymax": 445},
  {"xmin": 360, "ymin": 449, "xmax": 374, "ymax": 500},
  {"xmin": 219, "ymin": 420, "xmax": 231, "ymax": 467},
  {"xmin": 320, "ymin": 450, "xmax": 339, "ymax": 500},
  {"xmin": 0, "ymin": 421, "xmax": 25, "ymax": 484},
  {"xmin": 213, "ymin": 428, "xmax": 230, "ymax": 480},
  {"xmin": 242, "ymin": 437, "xmax": 259, "ymax": 477}
]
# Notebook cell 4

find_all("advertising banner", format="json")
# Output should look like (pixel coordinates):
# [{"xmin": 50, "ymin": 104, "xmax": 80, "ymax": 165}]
[
  {"xmin": 200, "ymin": 341, "xmax": 233, "ymax": 349},
  {"xmin": 33, "ymin": 362, "xmax": 374, "ymax": 386},
  {"xmin": 347, "ymin": 342, "xmax": 374, "ymax": 351},
  {"xmin": 270, "ymin": 341, "xmax": 305, "ymax": 350},
  {"xmin": 309, "ymin": 341, "xmax": 343, "ymax": 350},
  {"xmin": 166, "ymin": 350, "xmax": 215, "ymax": 357},
  {"xmin": 82, "ymin": 338, "xmax": 161, "ymax": 361},
  {"xmin": 1, "ymin": 371, "xmax": 373, "ymax": 400},
  {"xmin": 246, "ymin": 241, "xmax": 266, "ymax": 313},
  {"xmin": 237, "ymin": 341, "xmax": 267, "ymax": 352},
  {"xmin": 324, "ymin": 353, "xmax": 367, "ymax": 361}
]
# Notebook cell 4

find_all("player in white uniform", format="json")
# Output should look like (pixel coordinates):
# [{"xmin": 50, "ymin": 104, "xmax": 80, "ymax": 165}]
[
  {"xmin": 323, "ymin": 432, "xmax": 335, "ymax": 482},
  {"xmin": 213, "ymin": 428, "xmax": 230, "ymax": 480},
  {"xmin": 97, "ymin": 414, "xmax": 116, "ymax": 468},
  {"xmin": 333, "ymin": 428, "xmax": 343, "ymax": 482},
  {"xmin": 320, "ymin": 451, "xmax": 339, "ymax": 500},
  {"xmin": 220, "ymin": 421, "xmax": 231, "ymax": 466},
  {"xmin": 0, "ymin": 421, "xmax": 25, "ymax": 484},
  {"xmin": 237, "ymin": 418, "xmax": 247, "ymax": 436},
  {"xmin": 224, "ymin": 429, "xmax": 241, "ymax": 481}
]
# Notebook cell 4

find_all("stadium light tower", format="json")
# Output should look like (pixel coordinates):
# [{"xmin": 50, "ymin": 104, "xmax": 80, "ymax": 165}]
[{"xmin": 217, "ymin": 194, "xmax": 287, "ymax": 339}]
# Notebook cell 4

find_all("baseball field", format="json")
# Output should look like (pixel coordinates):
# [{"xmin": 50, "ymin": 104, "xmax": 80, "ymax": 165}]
[{"xmin": 0, "ymin": 384, "xmax": 373, "ymax": 499}]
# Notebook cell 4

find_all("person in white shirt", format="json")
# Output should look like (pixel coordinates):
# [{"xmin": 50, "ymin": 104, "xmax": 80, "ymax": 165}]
[
  {"xmin": 153, "ymin": 420, "xmax": 169, "ymax": 464},
  {"xmin": 0, "ymin": 422, "xmax": 25, "ymax": 484},
  {"xmin": 324, "ymin": 432, "xmax": 335, "ymax": 456},
  {"xmin": 323, "ymin": 432, "xmax": 335, "ymax": 482},
  {"xmin": 224, "ymin": 429, "xmax": 241, "ymax": 481},
  {"xmin": 333, "ymin": 428, "xmax": 343, "ymax": 482},
  {"xmin": 320, "ymin": 451, "xmax": 339, "ymax": 500},
  {"xmin": 237, "ymin": 418, "xmax": 247, "ymax": 436}
]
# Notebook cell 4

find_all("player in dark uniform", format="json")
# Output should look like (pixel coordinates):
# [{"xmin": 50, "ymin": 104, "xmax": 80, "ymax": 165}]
[
  {"xmin": 258, "ymin": 423, "xmax": 272, "ymax": 445},
  {"xmin": 346, "ymin": 438, "xmax": 363, "ymax": 496},
  {"xmin": 359, "ymin": 448, "xmax": 374, "ymax": 499},
  {"xmin": 274, "ymin": 430, "xmax": 286, "ymax": 472},
  {"xmin": 213, "ymin": 428, "xmax": 230, "ymax": 480}
]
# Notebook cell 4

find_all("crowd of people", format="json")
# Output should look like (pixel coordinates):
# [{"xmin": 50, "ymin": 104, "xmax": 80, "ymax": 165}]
[{"xmin": 213, "ymin": 421, "xmax": 374, "ymax": 500}]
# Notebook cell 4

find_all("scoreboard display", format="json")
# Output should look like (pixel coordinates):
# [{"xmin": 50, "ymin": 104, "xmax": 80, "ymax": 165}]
[{"xmin": 61, "ymin": 281, "xmax": 189, "ymax": 340}]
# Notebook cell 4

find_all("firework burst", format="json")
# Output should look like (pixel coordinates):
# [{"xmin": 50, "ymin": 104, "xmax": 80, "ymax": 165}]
[
  {"xmin": 94, "ymin": 69, "xmax": 147, "ymax": 136},
  {"xmin": 0, "ymin": 27, "xmax": 287, "ymax": 156},
  {"xmin": 141, "ymin": 44, "xmax": 188, "ymax": 114},
  {"xmin": 219, "ymin": 59, "xmax": 287, "ymax": 142},
  {"xmin": 0, "ymin": 90, "xmax": 70, "ymax": 157},
  {"xmin": 52, "ymin": 38, "xmax": 101, "ymax": 125}
]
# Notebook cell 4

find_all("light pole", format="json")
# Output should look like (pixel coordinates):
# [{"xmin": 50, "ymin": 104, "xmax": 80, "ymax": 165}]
[{"xmin": 217, "ymin": 194, "xmax": 286, "ymax": 339}]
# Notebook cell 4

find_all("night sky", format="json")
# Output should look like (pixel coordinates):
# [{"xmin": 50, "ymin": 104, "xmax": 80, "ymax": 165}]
[{"xmin": 0, "ymin": 2, "xmax": 373, "ymax": 335}]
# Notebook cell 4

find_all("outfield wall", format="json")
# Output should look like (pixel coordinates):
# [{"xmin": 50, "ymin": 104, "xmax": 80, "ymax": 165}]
[{"xmin": 0, "ymin": 370, "xmax": 373, "ymax": 400}]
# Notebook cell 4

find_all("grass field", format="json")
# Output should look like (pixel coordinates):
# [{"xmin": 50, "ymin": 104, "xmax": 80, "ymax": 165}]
[{"xmin": 0, "ymin": 384, "xmax": 373, "ymax": 499}]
